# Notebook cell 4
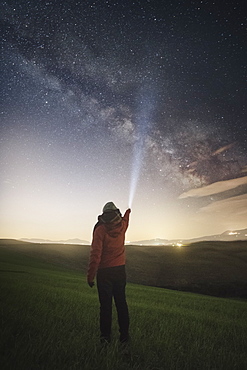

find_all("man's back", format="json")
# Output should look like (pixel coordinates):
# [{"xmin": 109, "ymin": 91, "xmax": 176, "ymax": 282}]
[{"xmin": 87, "ymin": 208, "xmax": 130, "ymax": 282}]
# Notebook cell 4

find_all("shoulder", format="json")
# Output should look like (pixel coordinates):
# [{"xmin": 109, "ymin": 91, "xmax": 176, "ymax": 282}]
[{"xmin": 94, "ymin": 223, "xmax": 106, "ymax": 235}]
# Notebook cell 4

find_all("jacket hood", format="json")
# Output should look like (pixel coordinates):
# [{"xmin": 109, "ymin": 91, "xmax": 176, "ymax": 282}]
[
  {"xmin": 99, "ymin": 210, "xmax": 122, "ymax": 224},
  {"xmin": 97, "ymin": 210, "xmax": 123, "ymax": 237}
]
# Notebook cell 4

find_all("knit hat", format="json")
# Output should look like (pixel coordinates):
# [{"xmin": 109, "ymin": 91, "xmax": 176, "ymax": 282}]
[{"xmin": 103, "ymin": 202, "xmax": 118, "ymax": 213}]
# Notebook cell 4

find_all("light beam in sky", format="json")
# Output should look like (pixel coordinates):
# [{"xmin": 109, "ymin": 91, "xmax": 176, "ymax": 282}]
[
  {"xmin": 129, "ymin": 87, "xmax": 156, "ymax": 208},
  {"xmin": 128, "ymin": 134, "xmax": 145, "ymax": 208}
]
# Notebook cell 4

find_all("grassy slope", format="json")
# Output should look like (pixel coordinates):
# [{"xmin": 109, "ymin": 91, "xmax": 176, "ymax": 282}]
[
  {"xmin": 1, "ymin": 239, "xmax": 247, "ymax": 297},
  {"xmin": 127, "ymin": 241, "xmax": 247, "ymax": 297},
  {"xmin": 1, "ymin": 246, "xmax": 247, "ymax": 370}
]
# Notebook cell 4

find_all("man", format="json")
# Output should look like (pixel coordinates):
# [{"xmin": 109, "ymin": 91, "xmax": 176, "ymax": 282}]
[{"xmin": 87, "ymin": 202, "xmax": 131, "ymax": 344}]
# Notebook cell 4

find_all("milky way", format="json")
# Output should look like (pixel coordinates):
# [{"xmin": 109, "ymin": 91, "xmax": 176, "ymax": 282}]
[{"xmin": 1, "ymin": 1, "xmax": 246, "ymax": 240}]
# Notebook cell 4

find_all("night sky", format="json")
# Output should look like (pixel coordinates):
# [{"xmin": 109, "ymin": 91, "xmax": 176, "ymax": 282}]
[{"xmin": 1, "ymin": 0, "xmax": 247, "ymax": 242}]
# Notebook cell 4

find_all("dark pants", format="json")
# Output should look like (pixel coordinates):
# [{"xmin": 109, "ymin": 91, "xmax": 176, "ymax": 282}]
[{"xmin": 96, "ymin": 265, "xmax": 129, "ymax": 342}]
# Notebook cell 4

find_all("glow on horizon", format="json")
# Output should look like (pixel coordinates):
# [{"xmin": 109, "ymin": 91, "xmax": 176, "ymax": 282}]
[
  {"xmin": 1, "ymin": 180, "xmax": 246, "ymax": 242},
  {"xmin": 1, "ymin": 152, "xmax": 247, "ymax": 242}
]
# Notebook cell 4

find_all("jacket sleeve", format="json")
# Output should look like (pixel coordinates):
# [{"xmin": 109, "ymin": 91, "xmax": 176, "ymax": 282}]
[
  {"xmin": 122, "ymin": 209, "xmax": 131, "ymax": 232},
  {"xmin": 87, "ymin": 226, "xmax": 104, "ymax": 282}
]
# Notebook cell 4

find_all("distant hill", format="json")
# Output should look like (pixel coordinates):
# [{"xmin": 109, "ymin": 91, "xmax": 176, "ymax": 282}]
[
  {"xmin": 129, "ymin": 238, "xmax": 169, "ymax": 246},
  {"xmin": 20, "ymin": 238, "xmax": 90, "ymax": 245},
  {"xmin": 131, "ymin": 228, "xmax": 247, "ymax": 246},
  {"xmin": 18, "ymin": 228, "xmax": 247, "ymax": 246}
]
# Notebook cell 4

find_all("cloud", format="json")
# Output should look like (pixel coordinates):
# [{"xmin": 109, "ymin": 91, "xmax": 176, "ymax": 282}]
[
  {"xmin": 179, "ymin": 176, "xmax": 247, "ymax": 199},
  {"xmin": 199, "ymin": 194, "xmax": 247, "ymax": 216},
  {"xmin": 189, "ymin": 193, "xmax": 247, "ymax": 233},
  {"xmin": 197, "ymin": 194, "xmax": 247, "ymax": 231},
  {"xmin": 180, "ymin": 176, "xmax": 247, "ymax": 232}
]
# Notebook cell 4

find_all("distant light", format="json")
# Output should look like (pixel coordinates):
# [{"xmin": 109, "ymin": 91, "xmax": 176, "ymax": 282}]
[
  {"xmin": 176, "ymin": 242, "xmax": 183, "ymax": 247},
  {"xmin": 228, "ymin": 231, "xmax": 238, "ymax": 235}
]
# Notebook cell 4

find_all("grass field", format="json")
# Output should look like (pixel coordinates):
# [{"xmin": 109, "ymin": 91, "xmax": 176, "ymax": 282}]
[
  {"xmin": 1, "ymin": 246, "xmax": 247, "ymax": 370},
  {"xmin": 1, "ymin": 239, "xmax": 247, "ymax": 298}
]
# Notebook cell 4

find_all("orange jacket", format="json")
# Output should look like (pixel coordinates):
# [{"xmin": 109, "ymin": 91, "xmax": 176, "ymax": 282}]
[{"xmin": 87, "ymin": 209, "xmax": 131, "ymax": 282}]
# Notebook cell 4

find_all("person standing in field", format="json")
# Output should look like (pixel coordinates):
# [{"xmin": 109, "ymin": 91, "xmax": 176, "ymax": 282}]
[{"xmin": 87, "ymin": 202, "xmax": 131, "ymax": 344}]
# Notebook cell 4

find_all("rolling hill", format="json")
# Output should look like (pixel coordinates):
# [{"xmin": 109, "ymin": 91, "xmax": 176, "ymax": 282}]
[{"xmin": 1, "ymin": 239, "xmax": 247, "ymax": 298}]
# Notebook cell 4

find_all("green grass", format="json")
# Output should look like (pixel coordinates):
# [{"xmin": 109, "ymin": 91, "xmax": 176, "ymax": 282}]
[{"xmin": 1, "ymin": 248, "xmax": 247, "ymax": 370}]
